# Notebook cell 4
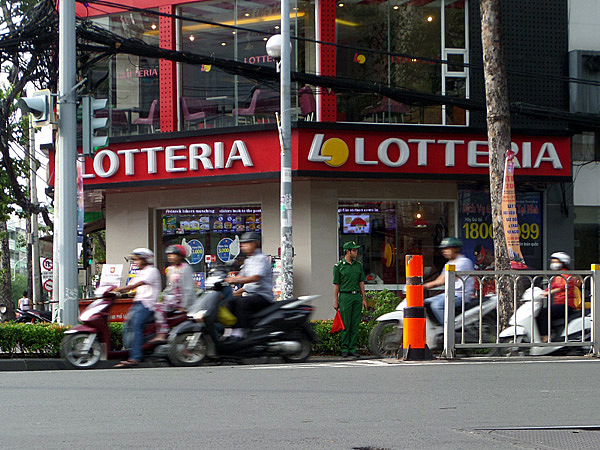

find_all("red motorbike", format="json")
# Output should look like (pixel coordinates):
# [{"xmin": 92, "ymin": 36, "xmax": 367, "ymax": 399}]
[{"xmin": 60, "ymin": 289, "xmax": 187, "ymax": 369}]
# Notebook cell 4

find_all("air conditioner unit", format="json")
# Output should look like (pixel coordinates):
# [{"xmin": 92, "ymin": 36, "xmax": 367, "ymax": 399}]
[{"xmin": 569, "ymin": 50, "xmax": 600, "ymax": 114}]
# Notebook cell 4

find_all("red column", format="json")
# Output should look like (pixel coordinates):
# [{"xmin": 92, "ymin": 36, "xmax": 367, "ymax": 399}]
[
  {"xmin": 159, "ymin": 5, "xmax": 177, "ymax": 133},
  {"xmin": 317, "ymin": 0, "xmax": 337, "ymax": 122}
]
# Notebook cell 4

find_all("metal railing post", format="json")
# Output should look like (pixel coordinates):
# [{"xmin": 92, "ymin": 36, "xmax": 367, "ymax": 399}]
[
  {"xmin": 442, "ymin": 264, "xmax": 456, "ymax": 359},
  {"xmin": 591, "ymin": 264, "xmax": 600, "ymax": 356}
]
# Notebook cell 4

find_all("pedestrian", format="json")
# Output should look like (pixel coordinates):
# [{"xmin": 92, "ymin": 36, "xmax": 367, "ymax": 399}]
[
  {"xmin": 150, "ymin": 244, "xmax": 196, "ymax": 343},
  {"xmin": 333, "ymin": 241, "xmax": 367, "ymax": 358},
  {"xmin": 112, "ymin": 248, "xmax": 161, "ymax": 368},
  {"xmin": 18, "ymin": 291, "xmax": 31, "ymax": 312}
]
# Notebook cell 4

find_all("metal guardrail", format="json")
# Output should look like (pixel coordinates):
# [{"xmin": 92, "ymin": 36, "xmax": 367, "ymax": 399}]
[{"xmin": 441, "ymin": 265, "xmax": 600, "ymax": 359}]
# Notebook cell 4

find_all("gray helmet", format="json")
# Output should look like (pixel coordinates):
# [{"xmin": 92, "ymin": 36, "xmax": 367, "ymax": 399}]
[
  {"xmin": 439, "ymin": 237, "xmax": 462, "ymax": 250},
  {"xmin": 550, "ymin": 251, "xmax": 571, "ymax": 267},
  {"xmin": 239, "ymin": 232, "xmax": 261, "ymax": 243},
  {"xmin": 131, "ymin": 247, "xmax": 154, "ymax": 264}
]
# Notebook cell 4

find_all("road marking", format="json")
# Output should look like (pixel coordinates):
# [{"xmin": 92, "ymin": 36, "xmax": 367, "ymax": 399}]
[{"xmin": 241, "ymin": 358, "xmax": 600, "ymax": 370}]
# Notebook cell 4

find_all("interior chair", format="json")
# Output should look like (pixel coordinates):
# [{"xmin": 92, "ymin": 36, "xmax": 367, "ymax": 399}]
[
  {"xmin": 97, "ymin": 109, "xmax": 129, "ymax": 136},
  {"xmin": 233, "ymin": 89, "xmax": 279, "ymax": 124},
  {"xmin": 133, "ymin": 100, "xmax": 159, "ymax": 133},
  {"xmin": 180, "ymin": 97, "xmax": 219, "ymax": 129},
  {"xmin": 298, "ymin": 86, "xmax": 316, "ymax": 121}
]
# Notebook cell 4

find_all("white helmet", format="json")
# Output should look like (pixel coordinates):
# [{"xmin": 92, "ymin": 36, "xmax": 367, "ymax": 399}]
[
  {"xmin": 131, "ymin": 247, "xmax": 154, "ymax": 264},
  {"xmin": 550, "ymin": 251, "xmax": 571, "ymax": 267}
]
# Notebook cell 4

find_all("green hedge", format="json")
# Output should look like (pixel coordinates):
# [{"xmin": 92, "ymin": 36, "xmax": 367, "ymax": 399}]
[{"xmin": 0, "ymin": 291, "xmax": 401, "ymax": 358}]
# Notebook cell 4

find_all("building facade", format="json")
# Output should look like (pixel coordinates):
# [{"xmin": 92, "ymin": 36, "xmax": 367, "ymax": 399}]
[{"xmin": 71, "ymin": 0, "xmax": 574, "ymax": 317}]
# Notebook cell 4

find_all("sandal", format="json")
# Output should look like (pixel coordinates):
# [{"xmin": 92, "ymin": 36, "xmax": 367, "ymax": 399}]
[{"xmin": 115, "ymin": 359, "xmax": 139, "ymax": 368}]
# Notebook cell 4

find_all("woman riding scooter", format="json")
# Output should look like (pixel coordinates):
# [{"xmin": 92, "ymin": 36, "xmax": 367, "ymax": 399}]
[
  {"xmin": 112, "ymin": 248, "xmax": 161, "ymax": 368},
  {"xmin": 538, "ymin": 252, "xmax": 582, "ymax": 343}
]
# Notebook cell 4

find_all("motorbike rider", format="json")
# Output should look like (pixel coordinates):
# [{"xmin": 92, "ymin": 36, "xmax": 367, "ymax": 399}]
[
  {"xmin": 112, "ymin": 248, "xmax": 161, "ymax": 367},
  {"xmin": 423, "ymin": 237, "xmax": 475, "ymax": 325},
  {"xmin": 150, "ymin": 244, "xmax": 196, "ymax": 343},
  {"xmin": 538, "ymin": 252, "xmax": 582, "ymax": 342},
  {"xmin": 224, "ymin": 232, "xmax": 274, "ymax": 339}
]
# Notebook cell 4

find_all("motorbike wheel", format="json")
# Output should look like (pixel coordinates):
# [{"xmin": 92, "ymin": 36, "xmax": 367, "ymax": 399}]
[
  {"xmin": 368, "ymin": 320, "xmax": 402, "ymax": 358},
  {"xmin": 499, "ymin": 335, "xmax": 530, "ymax": 357},
  {"xmin": 461, "ymin": 316, "xmax": 500, "ymax": 357},
  {"xmin": 282, "ymin": 333, "xmax": 312, "ymax": 363},
  {"xmin": 60, "ymin": 334, "xmax": 102, "ymax": 369},
  {"xmin": 168, "ymin": 333, "xmax": 207, "ymax": 367}
]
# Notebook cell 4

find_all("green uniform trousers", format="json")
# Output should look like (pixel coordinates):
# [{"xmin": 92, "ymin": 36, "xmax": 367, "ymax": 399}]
[{"xmin": 339, "ymin": 292, "xmax": 362, "ymax": 353}]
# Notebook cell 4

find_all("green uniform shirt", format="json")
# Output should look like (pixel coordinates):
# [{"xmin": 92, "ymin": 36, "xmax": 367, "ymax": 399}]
[{"xmin": 333, "ymin": 258, "xmax": 365, "ymax": 292}]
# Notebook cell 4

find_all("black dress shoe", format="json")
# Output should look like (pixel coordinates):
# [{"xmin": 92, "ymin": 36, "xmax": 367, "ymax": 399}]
[{"xmin": 341, "ymin": 352, "xmax": 349, "ymax": 357}]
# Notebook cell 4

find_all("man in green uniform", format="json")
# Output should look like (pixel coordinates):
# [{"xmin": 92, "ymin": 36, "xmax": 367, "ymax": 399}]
[{"xmin": 333, "ymin": 241, "xmax": 367, "ymax": 358}]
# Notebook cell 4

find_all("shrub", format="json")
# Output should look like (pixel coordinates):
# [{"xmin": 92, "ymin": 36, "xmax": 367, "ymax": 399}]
[{"xmin": 0, "ymin": 323, "xmax": 69, "ymax": 357}]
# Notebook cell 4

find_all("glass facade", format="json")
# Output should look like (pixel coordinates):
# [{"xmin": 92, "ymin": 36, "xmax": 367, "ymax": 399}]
[
  {"xmin": 336, "ymin": 0, "xmax": 468, "ymax": 125},
  {"xmin": 338, "ymin": 200, "xmax": 455, "ymax": 289},
  {"xmin": 87, "ymin": 0, "xmax": 467, "ymax": 136},
  {"xmin": 90, "ymin": 10, "xmax": 161, "ymax": 136}
]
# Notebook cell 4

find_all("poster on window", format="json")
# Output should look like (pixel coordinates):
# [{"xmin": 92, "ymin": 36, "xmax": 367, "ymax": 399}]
[{"xmin": 458, "ymin": 187, "xmax": 543, "ymax": 270}]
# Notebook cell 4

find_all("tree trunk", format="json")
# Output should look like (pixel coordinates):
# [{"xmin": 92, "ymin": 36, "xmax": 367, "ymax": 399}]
[
  {"xmin": 0, "ymin": 219, "xmax": 15, "ymax": 320},
  {"xmin": 480, "ymin": 0, "xmax": 514, "ymax": 328}
]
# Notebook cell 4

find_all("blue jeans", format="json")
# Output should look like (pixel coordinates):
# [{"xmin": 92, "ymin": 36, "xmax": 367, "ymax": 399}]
[
  {"xmin": 124, "ymin": 302, "xmax": 154, "ymax": 361},
  {"xmin": 424, "ymin": 293, "xmax": 472, "ymax": 325}
]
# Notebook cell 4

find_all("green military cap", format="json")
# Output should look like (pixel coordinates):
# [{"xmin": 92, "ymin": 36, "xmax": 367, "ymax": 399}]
[{"xmin": 343, "ymin": 241, "xmax": 361, "ymax": 251}]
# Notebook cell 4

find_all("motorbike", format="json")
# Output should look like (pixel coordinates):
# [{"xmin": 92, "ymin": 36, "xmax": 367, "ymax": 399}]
[
  {"xmin": 499, "ymin": 287, "xmax": 592, "ymax": 356},
  {"xmin": 15, "ymin": 308, "xmax": 52, "ymax": 323},
  {"xmin": 60, "ymin": 289, "xmax": 188, "ymax": 369},
  {"xmin": 164, "ymin": 266, "xmax": 318, "ymax": 366},
  {"xmin": 368, "ymin": 292, "xmax": 499, "ymax": 358}
]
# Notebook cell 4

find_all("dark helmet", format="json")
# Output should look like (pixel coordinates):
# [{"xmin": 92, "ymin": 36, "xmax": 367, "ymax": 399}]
[
  {"xmin": 439, "ymin": 237, "xmax": 462, "ymax": 250},
  {"xmin": 239, "ymin": 232, "xmax": 261, "ymax": 243},
  {"xmin": 166, "ymin": 244, "xmax": 187, "ymax": 257}
]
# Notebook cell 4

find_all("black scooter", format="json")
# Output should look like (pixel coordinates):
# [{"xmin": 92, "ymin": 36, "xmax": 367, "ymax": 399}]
[{"xmin": 163, "ymin": 267, "xmax": 318, "ymax": 366}]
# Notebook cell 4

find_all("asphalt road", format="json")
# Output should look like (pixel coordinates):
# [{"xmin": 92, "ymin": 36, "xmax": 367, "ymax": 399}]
[{"xmin": 2, "ymin": 358, "xmax": 600, "ymax": 449}]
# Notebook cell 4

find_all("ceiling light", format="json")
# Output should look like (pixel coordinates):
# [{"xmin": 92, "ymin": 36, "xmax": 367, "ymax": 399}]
[
  {"xmin": 393, "ymin": 5, "xmax": 399, "ymax": 10},
  {"xmin": 221, "ymin": 42, "xmax": 226, "ymax": 46},
  {"xmin": 338, "ymin": 2, "xmax": 344, "ymax": 6},
  {"xmin": 232, "ymin": 31, "xmax": 236, "ymax": 35},
  {"xmin": 151, "ymin": 23, "xmax": 157, "ymax": 30},
  {"xmin": 275, "ymin": 25, "xmax": 280, "ymax": 30},
  {"xmin": 189, "ymin": 35, "xmax": 195, "ymax": 41},
  {"xmin": 244, "ymin": 12, "xmax": 250, "ymax": 17},
  {"xmin": 427, "ymin": 16, "xmax": 433, "ymax": 22}
]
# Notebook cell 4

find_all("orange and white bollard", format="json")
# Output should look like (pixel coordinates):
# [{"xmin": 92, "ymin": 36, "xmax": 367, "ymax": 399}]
[{"xmin": 403, "ymin": 255, "xmax": 432, "ymax": 360}]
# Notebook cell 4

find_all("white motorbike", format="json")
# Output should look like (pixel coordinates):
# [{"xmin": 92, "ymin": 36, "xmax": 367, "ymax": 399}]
[
  {"xmin": 499, "ymin": 287, "xmax": 591, "ymax": 356},
  {"xmin": 368, "ymin": 294, "xmax": 499, "ymax": 358}
]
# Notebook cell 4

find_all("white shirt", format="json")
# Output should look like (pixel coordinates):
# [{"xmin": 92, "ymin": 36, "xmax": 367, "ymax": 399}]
[
  {"xmin": 444, "ymin": 254, "xmax": 475, "ymax": 296},
  {"xmin": 133, "ymin": 265, "xmax": 161, "ymax": 310},
  {"xmin": 240, "ymin": 250, "xmax": 273, "ymax": 302}
]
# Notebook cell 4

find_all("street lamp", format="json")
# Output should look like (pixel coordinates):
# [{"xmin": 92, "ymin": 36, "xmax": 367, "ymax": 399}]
[{"xmin": 266, "ymin": 17, "xmax": 293, "ymax": 300}]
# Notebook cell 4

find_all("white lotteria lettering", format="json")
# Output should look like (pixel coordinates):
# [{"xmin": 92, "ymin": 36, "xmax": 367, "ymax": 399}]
[
  {"xmin": 141, "ymin": 147, "xmax": 164, "ymax": 174},
  {"xmin": 117, "ymin": 149, "xmax": 140, "ymax": 176},
  {"xmin": 189, "ymin": 143, "xmax": 213, "ymax": 170},
  {"xmin": 214, "ymin": 142, "xmax": 225, "ymax": 169},
  {"xmin": 308, "ymin": 134, "xmax": 329, "ymax": 162},
  {"xmin": 225, "ymin": 140, "xmax": 253, "ymax": 168},
  {"xmin": 355, "ymin": 138, "xmax": 377, "ymax": 165},
  {"xmin": 534, "ymin": 142, "xmax": 562, "ymax": 169},
  {"xmin": 165, "ymin": 145, "xmax": 187, "ymax": 172},
  {"xmin": 409, "ymin": 139, "xmax": 435, "ymax": 166},
  {"xmin": 377, "ymin": 138, "xmax": 409, "ymax": 167},
  {"xmin": 81, "ymin": 160, "xmax": 95, "ymax": 179},
  {"xmin": 510, "ymin": 142, "xmax": 521, "ymax": 169},
  {"xmin": 438, "ymin": 139, "xmax": 463, "ymax": 167},
  {"xmin": 94, "ymin": 150, "xmax": 119, "ymax": 178},
  {"xmin": 467, "ymin": 141, "xmax": 489, "ymax": 167},
  {"xmin": 521, "ymin": 142, "xmax": 532, "ymax": 168}
]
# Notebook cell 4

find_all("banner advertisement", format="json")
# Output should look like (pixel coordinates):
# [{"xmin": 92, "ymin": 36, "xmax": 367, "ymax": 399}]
[
  {"xmin": 501, "ymin": 150, "xmax": 527, "ymax": 267},
  {"xmin": 458, "ymin": 186, "xmax": 543, "ymax": 270},
  {"xmin": 99, "ymin": 264, "xmax": 124, "ymax": 288}
]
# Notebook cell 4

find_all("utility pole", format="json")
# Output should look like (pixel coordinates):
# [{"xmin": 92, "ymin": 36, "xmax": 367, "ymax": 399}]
[
  {"xmin": 29, "ymin": 124, "xmax": 42, "ymax": 309},
  {"xmin": 480, "ymin": 0, "xmax": 513, "ymax": 327},
  {"xmin": 57, "ymin": 0, "xmax": 79, "ymax": 325},
  {"xmin": 279, "ymin": 0, "xmax": 293, "ymax": 300}
]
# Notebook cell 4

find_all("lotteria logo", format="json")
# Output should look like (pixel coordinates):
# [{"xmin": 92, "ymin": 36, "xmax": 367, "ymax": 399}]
[{"xmin": 307, "ymin": 134, "xmax": 564, "ymax": 170}]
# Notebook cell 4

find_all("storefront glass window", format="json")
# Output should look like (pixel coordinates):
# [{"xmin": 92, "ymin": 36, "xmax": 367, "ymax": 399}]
[
  {"xmin": 89, "ymin": 11, "xmax": 160, "ymax": 137},
  {"xmin": 179, "ymin": 0, "xmax": 315, "ymax": 130},
  {"xmin": 158, "ymin": 206, "xmax": 262, "ymax": 290},
  {"xmin": 338, "ymin": 200, "xmax": 455, "ymax": 289},
  {"xmin": 336, "ymin": 0, "xmax": 467, "ymax": 125}
]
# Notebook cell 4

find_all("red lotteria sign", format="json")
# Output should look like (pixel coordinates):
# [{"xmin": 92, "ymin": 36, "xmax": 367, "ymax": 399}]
[
  {"xmin": 48, "ymin": 128, "xmax": 571, "ymax": 187},
  {"xmin": 296, "ymin": 129, "xmax": 571, "ymax": 178}
]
